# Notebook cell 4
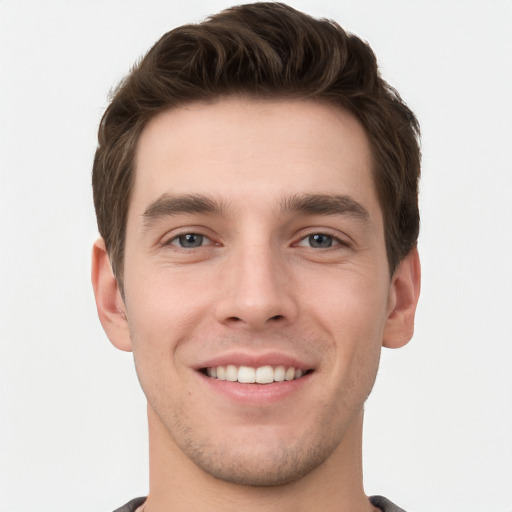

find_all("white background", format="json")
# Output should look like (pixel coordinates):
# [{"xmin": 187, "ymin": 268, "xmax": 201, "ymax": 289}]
[{"xmin": 1, "ymin": 1, "xmax": 511, "ymax": 511}]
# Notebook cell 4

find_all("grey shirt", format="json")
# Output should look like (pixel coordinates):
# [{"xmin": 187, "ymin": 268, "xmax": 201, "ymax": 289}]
[
  {"xmin": 370, "ymin": 495, "xmax": 407, "ymax": 511},
  {"xmin": 113, "ymin": 495, "xmax": 407, "ymax": 511}
]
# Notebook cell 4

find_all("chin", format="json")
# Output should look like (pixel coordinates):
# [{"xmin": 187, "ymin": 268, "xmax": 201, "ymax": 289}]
[{"xmin": 180, "ymin": 426, "xmax": 342, "ymax": 487}]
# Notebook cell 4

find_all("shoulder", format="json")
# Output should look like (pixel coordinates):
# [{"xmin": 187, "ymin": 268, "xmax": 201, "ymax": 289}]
[
  {"xmin": 112, "ymin": 497, "xmax": 147, "ymax": 512},
  {"xmin": 112, "ymin": 496, "xmax": 404, "ymax": 512},
  {"xmin": 369, "ymin": 495, "xmax": 407, "ymax": 512}
]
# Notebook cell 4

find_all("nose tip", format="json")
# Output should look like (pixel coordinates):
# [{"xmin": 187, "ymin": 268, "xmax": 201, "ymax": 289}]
[
  {"xmin": 215, "ymin": 250, "xmax": 298, "ymax": 330},
  {"xmin": 219, "ymin": 296, "xmax": 294, "ymax": 331}
]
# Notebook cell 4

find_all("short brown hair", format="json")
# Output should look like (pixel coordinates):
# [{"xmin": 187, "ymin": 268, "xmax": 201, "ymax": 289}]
[{"xmin": 93, "ymin": 2, "xmax": 420, "ymax": 286}]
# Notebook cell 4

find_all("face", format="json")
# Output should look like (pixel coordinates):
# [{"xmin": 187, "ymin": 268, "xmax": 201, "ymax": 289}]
[{"xmin": 118, "ymin": 98, "xmax": 396, "ymax": 485}]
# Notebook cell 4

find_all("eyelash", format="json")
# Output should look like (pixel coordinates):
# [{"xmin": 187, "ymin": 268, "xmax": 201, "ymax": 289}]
[
  {"xmin": 164, "ymin": 232, "xmax": 214, "ymax": 249},
  {"xmin": 295, "ymin": 232, "xmax": 349, "ymax": 249},
  {"xmin": 163, "ymin": 231, "xmax": 349, "ymax": 250}
]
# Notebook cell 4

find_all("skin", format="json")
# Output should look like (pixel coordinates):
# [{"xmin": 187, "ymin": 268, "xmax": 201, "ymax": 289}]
[{"xmin": 92, "ymin": 98, "xmax": 420, "ymax": 512}]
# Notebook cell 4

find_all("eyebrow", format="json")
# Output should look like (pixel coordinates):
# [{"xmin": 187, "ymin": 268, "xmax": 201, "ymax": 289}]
[
  {"xmin": 281, "ymin": 193, "xmax": 370, "ymax": 221},
  {"xmin": 142, "ymin": 193, "xmax": 227, "ymax": 227},
  {"xmin": 142, "ymin": 192, "xmax": 370, "ymax": 228}
]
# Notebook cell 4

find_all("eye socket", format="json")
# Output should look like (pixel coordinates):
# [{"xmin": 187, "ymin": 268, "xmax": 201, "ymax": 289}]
[
  {"xmin": 166, "ymin": 232, "xmax": 345, "ymax": 249},
  {"xmin": 297, "ymin": 233, "xmax": 342, "ymax": 249},
  {"xmin": 169, "ymin": 233, "xmax": 212, "ymax": 248}
]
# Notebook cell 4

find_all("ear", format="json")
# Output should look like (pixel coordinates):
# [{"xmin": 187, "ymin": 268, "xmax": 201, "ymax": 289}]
[
  {"xmin": 382, "ymin": 247, "xmax": 421, "ymax": 349},
  {"xmin": 91, "ymin": 238, "xmax": 133, "ymax": 352}
]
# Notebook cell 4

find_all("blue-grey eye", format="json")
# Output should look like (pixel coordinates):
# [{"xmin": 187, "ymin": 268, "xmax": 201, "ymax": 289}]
[
  {"xmin": 172, "ymin": 233, "xmax": 206, "ymax": 248},
  {"xmin": 297, "ymin": 233, "xmax": 337, "ymax": 248},
  {"xmin": 307, "ymin": 234, "xmax": 333, "ymax": 248}
]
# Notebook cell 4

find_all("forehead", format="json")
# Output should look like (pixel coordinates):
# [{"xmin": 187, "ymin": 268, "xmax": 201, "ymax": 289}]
[{"xmin": 131, "ymin": 97, "xmax": 378, "ymax": 219}]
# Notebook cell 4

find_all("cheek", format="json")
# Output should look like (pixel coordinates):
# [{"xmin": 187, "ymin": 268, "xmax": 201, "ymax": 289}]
[
  {"xmin": 305, "ymin": 267, "xmax": 389, "ymax": 370},
  {"xmin": 323, "ymin": 289, "xmax": 385, "ymax": 413},
  {"xmin": 308, "ymin": 264, "xmax": 389, "ymax": 328},
  {"xmin": 123, "ymin": 270, "xmax": 211, "ymax": 383},
  {"xmin": 125, "ymin": 266, "xmax": 209, "ymax": 331}
]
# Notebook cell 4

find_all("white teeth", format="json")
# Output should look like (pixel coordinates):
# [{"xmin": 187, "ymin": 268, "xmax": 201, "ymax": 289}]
[
  {"xmin": 285, "ymin": 367, "xmax": 295, "ymax": 381},
  {"xmin": 226, "ymin": 365, "xmax": 238, "ymax": 382},
  {"xmin": 205, "ymin": 364, "xmax": 307, "ymax": 384},
  {"xmin": 274, "ymin": 365, "xmax": 286, "ymax": 382},
  {"xmin": 238, "ymin": 366, "xmax": 256, "ymax": 383},
  {"xmin": 255, "ymin": 365, "xmax": 274, "ymax": 384}
]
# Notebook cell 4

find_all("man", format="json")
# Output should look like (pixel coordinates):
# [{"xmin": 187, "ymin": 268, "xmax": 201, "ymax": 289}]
[{"xmin": 91, "ymin": 3, "xmax": 421, "ymax": 511}]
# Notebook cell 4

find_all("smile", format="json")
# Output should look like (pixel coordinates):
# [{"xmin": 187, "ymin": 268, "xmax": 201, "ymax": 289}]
[{"xmin": 203, "ymin": 365, "xmax": 311, "ymax": 384}]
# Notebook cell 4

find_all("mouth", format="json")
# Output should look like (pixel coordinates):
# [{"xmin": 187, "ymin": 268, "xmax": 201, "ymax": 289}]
[{"xmin": 200, "ymin": 365, "xmax": 313, "ymax": 384}]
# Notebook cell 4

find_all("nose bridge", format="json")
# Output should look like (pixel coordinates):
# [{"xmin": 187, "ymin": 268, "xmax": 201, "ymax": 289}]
[{"xmin": 216, "ymin": 235, "xmax": 296, "ymax": 328}]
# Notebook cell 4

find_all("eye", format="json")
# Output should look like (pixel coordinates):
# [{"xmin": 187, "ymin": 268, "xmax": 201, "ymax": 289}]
[
  {"xmin": 297, "ymin": 233, "xmax": 341, "ymax": 249},
  {"xmin": 169, "ymin": 233, "xmax": 211, "ymax": 248}
]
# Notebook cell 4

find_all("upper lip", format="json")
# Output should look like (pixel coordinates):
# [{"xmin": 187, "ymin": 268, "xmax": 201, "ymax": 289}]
[{"xmin": 194, "ymin": 351, "xmax": 315, "ymax": 371}]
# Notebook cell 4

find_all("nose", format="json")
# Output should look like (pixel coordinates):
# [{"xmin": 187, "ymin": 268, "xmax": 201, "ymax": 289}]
[{"xmin": 215, "ymin": 242, "xmax": 298, "ymax": 330}]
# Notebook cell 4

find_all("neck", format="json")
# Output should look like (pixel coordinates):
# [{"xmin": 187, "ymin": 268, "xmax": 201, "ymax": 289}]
[{"xmin": 144, "ymin": 406, "xmax": 376, "ymax": 512}]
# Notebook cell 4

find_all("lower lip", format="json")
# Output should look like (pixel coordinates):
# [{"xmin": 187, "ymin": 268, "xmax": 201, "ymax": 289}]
[{"xmin": 198, "ymin": 371, "xmax": 313, "ymax": 406}]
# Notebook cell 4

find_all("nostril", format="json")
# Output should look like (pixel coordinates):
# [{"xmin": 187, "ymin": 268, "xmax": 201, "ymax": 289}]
[{"xmin": 223, "ymin": 314, "xmax": 285, "ymax": 325}]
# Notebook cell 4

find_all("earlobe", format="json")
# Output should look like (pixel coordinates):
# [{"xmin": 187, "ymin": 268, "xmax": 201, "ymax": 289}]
[
  {"xmin": 382, "ymin": 247, "xmax": 421, "ymax": 349},
  {"xmin": 91, "ymin": 238, "xmax": 133, "ymax": 352}
]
